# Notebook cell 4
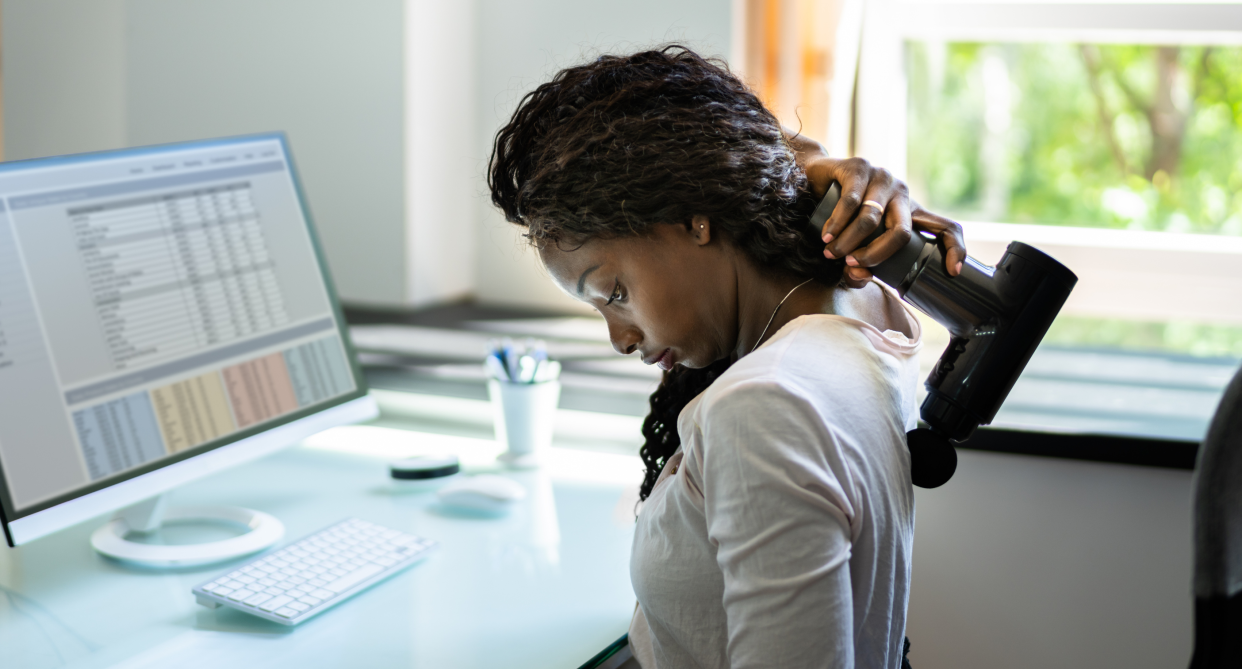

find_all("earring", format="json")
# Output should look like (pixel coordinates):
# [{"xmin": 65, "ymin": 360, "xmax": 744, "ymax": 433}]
[{"xmin": 699, "ymin": 224, "xmax": 704, "ymax": 229}]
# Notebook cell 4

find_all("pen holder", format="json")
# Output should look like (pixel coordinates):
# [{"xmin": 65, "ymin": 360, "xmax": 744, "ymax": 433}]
[{"xmin": 488, "ymin": 379, "xmax": 561, "ymax": 469}]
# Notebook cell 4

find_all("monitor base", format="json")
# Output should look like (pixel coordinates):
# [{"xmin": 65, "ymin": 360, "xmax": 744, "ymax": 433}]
[{"xmin": 91, "ymin": 495, "xmax": 284, "ymax": 568}]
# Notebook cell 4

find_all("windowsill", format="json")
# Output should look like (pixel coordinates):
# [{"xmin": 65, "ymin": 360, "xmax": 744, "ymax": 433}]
[
  {"xmin": 346, "ymin": 303, "xmax": 1232, "ymax": 471},
  {"xmin": 956, "ymin": 222, "xmax": 1242, "ymax": 326},
  {"xmin": 961, "ymin": 221, "xmax": 1242, "ymax": 254}
]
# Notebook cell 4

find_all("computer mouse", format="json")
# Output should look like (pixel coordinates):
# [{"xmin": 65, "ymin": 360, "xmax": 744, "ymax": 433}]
[{"xmin": 436, "ymin": 475, "xmax": 526, "ymax": 514}]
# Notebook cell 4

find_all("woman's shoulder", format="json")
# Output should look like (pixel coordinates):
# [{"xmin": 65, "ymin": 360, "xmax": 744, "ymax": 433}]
[
  {"xmin": 729, "ymin": 314, "xmax": 898, "ymax": 386},
  {"xmin": 689, "ymin": 323, "xmax": 862, "ymax": 423},
  {"xmin": 692, "ymin": 313, "xmax": 917, "ymax": 428}
]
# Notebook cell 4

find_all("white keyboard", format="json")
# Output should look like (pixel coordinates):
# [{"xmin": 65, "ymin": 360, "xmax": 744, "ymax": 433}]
[{"xmin": 192, "ymin": 518, "xmax": 437, "ymax": 625}]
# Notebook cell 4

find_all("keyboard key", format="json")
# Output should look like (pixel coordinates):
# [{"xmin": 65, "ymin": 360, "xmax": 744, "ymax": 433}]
[
  {"xmin": 213, "ymin": 587, "xmax": 234, "ymax": 596},
  {"xmin": 327, "ymin": 564, "xmax": 383, "ymax": 594},
  {"xmin": 289, "ymin": 601, "xmax": 311, "ymax": 612},
  {"xmin": 299, "ymin": 596, "xmax": 322, "ymax": 607},
  {"xmin": 309, "ymin": 578, "xmax": 328, "ymax": 587},
  {"xmin": 260, "ymin": 596, "xmax": 293, "ymax": 612},
  {"xmin": 310, "ymin": 589, "xmax": 335, "ymax": 599},
  {"xmin": 228, "ymin": 589, "xmax": 256, "ymax": 602},
  {"xmin": 274, "ymin": 607, "xmax": 299, "ymax": 618},
  {"xmin": 376, "ymin": 557, "xmax": 397, "ymax": 567},
  {"xmin": 244, "ymin": 593, "xmax": 273, "ymax": 607},
  {"xmin": 264, "ymin": 587, "xmax": 285, "ymax": 596}
]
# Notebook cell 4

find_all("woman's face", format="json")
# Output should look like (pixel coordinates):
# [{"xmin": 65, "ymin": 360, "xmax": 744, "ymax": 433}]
[{"xmin": 539, "ymin": 220, "xmax": 740, "ymax": 370}]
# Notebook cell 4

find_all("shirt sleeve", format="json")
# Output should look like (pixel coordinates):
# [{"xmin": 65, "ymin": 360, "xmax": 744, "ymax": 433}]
[{"xmin": 698, "ymin": 380, "xmax": 856, "ymax": 669}]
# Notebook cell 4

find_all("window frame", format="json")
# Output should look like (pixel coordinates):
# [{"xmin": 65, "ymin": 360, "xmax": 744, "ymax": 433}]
[{"xmin": 852, "ymin": 1, "xmax": 1242, "ymax": 326}]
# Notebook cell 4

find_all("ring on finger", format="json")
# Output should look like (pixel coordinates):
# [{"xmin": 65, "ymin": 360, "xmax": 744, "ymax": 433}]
[{"xmin": 862, "ymin": 200, "xmax": 885, "ymax": 214}]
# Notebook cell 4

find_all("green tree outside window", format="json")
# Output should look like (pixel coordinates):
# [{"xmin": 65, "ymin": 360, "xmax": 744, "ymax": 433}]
[
  {"xmin": 907, "ymin": 42, "xmax": 1242, "ymax": 358},
  {"xmin": 907, "ymin": 42, "xmax": 1242, "ymax": 235}
]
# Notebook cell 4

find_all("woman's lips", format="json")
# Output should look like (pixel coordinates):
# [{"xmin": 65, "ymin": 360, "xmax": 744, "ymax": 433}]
[{"xmin": 655, "ymin": 348, "xmax": 674, "ymax": 371}]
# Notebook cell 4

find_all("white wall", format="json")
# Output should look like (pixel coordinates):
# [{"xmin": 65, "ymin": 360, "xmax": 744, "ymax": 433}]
[
  {"xmin": 2, "ymin": 0, "xmax": 731, "ymax": 310},
  {"xmin": 908, "ymin": 450, "xmax": 1194, "ymax": 669},
  {"xmin": 123, "ymin": 0, "xmax": 409, "ymax": 306},
  {"xmin": 406, "ymin": 0, "xmax": 478, "ymax": 307},
  {"xmin": 472, "ymin": 0, "xmax": 734, "ymax": 312},
  {"xmin": 2, "ymin": 0, "xmax": 127, "ymax": 160},
  {"xmin": 2, "ymin": 0, "xmax": 476, "ymax": 308}
]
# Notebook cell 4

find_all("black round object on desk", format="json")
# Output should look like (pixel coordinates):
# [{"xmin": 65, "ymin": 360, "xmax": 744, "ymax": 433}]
[{"xmin": 389, "ymin": 455, "xmax": 461, "ymax": 480}]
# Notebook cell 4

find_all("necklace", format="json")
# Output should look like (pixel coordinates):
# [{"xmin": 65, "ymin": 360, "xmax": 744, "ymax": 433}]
[{"xmin": 749, "ymin": 278, "xmax": 814, "ymax": 354}]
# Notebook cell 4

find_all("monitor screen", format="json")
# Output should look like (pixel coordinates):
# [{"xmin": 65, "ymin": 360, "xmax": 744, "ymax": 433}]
[{"xmin": 0, "ymin": 134, "xmax": 367, "ymax": 537}]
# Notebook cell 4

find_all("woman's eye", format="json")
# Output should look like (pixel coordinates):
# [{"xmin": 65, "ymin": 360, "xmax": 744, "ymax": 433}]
[{"xmin": 605, "ymin": 282, "xmax": 623, "ymax": 305}]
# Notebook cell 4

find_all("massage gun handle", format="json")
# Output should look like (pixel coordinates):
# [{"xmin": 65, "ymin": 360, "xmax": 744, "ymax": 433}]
[
  {"xmin": 808, "ymin": 182, "xmax": 1005, "ymax": 335},
  {"xmin": 807, "ymin": 182, "xmax": 939, "ymax": 290}
]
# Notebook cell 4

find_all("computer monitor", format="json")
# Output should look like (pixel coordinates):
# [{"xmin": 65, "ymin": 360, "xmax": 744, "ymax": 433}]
[{"xmin": 0, "ymin": 134, "xmax": 377, "ymax": 566}]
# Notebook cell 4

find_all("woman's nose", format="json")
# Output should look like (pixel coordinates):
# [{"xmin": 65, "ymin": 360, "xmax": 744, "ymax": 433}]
[{"xmin": 607, "ymin": 320, "xmax": 640, "ymax": 356}]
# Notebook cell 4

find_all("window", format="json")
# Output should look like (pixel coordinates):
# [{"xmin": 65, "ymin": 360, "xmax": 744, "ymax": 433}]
[
  {"xmin": 851, "ymin": 0, "xmax": 1242, "ymax": 359},
  {"xmin": 738, "ymin": 0, "xmax": 1242, "ymax": 440},
  {"xmin": 906, "ymin": 39, "xmax": 1242, "ymax": 356}
]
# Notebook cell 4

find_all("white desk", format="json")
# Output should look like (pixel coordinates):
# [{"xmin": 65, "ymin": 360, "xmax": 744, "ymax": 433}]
[{"xmin": 0, "ymin": 394, "xmax": 643, "ymax": 668}]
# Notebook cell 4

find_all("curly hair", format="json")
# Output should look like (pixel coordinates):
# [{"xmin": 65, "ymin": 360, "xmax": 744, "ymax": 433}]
[{"xmin": 488, "ymin": 45, "xmax": 845, "ymax": 500}]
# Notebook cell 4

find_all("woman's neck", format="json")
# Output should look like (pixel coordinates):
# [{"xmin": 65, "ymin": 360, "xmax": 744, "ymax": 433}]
[{"xmin": 732, "ymin": 262, "xmax": 835, "ymax": 359}]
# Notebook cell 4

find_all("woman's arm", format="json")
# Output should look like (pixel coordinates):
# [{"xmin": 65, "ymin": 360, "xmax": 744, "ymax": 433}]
[
  {"xmin": 784, "ymin": 129, "xmax": 968, "ymax": 288},
  {"xmin": 701, "ymin": 382, "xmax": 857, "ymax": 668}
]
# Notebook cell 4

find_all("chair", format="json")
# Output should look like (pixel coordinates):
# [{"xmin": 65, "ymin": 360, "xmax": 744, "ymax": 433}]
[{"xmin": 1189, "ymin": 363, "xmax": 1242, "ymax": 668}]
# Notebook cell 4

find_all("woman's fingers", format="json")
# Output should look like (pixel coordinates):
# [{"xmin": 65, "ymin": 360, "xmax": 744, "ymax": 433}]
[
  {"xmin": 804, "ymin": 154, "xmax": 968, "ymax": 280},
  {"xmin": 826, "ymin": 165, "xmax": 905, "ymax": 259},
  {"xmin": 841, "ymin": 264, "xmax": 874, "ymax": 288},
  {"xmin": 846, "ymin": 195, "xmax": 914, "ymax": 269},
  {"xmin": 911, "ymin": 203, "xmax": 967, "ymax": 276},
  {"xmin": 819, "ymin": 157, "xmax": 874, "ymax": 248}
]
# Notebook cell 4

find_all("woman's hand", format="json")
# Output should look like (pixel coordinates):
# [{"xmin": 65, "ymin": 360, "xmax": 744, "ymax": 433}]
[{"xmin": 784, "ymin": 130, "xmax": 968, "ymax": 288}]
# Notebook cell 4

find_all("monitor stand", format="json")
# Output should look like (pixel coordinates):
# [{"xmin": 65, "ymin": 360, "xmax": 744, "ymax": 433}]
[{"xmin": 90, "ymin": 495, "xmax": 284, "ymax": 568}]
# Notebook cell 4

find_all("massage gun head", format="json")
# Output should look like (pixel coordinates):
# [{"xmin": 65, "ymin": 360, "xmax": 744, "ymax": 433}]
[{"xmin": 808, "ymin": 184, "xmax": 1077, "ymax": 483}]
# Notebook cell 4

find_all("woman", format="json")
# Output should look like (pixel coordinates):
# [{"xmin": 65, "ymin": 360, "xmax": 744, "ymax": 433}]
[{"xmin": 489, "ymin": 46, "xmax": 963, "ymax": 669}]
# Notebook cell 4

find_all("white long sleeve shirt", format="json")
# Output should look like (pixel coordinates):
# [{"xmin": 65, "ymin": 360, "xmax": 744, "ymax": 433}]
[{"xmin": 629, "ymin": 284, "xmax": 923, "ymax": 669}]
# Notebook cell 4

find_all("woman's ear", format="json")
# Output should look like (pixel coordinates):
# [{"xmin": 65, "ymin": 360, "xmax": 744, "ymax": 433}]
[{"xmin": 691, "ymin": 215, "xmax": 712, "ymax": 246}]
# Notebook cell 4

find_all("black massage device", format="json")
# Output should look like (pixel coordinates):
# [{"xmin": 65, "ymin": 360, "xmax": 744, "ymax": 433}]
[{"xmin": 809, "ymin": 184, "xmax": 1078, "ymax": 488}]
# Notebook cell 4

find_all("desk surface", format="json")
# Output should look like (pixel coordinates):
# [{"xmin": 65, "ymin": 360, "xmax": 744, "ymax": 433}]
[{"xmin": 0, "ymin": 418, "xmax": 641, "ymax": 669}]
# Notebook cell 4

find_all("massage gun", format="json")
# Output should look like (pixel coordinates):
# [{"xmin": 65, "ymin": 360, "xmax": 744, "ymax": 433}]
[{"xmin": 809, "ymin": 185, "xmax": 1078, "ymax": 488}]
